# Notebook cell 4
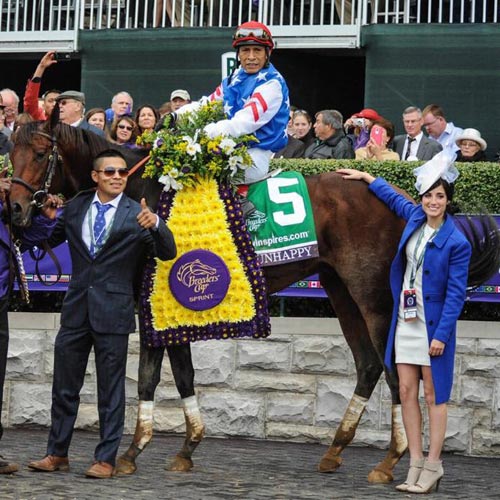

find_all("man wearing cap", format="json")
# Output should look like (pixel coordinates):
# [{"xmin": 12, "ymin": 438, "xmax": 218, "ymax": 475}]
[
  {"xmin": 393, "ymin": 106, "xmax": 442, "ymax": 161},
  {"xmin": 422, "ymin": 104, "xmax": 463, "ymax": 156},
  {"xmin": 55, "ymin": 91, "xmax": 105, "ymax": 137},
  {"xmin": 169, "ymin": 89, "xmax": 191, "ymax": 111},
  {"xmin": 344, "ymin": 108, "xmax": 381, "ymax": 150}
]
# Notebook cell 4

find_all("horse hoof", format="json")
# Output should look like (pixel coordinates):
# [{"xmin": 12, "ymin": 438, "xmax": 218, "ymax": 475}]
[
  {"xmin": 367, "ymin": 468, "xmax": 393, "ymax": 484},
  {"xmin": 318, "ymin": 454, "xmax": 342, "ymax": 473},
  {"xmin": 114, "ymin": 456, "xmax": 137, "ymax": 476},
  {"xmin": 166, "ymin": 455, "xmax": 193, "ymax": 472}
]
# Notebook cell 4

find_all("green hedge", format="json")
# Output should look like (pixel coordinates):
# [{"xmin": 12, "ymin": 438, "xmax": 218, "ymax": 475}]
[
  {"xmin": 271, "ymin": 159, "xmax": 500, "ymax": 213},
  {"xmin": 7, "ymin": 158, "xmax": 500, "ymax": 315}
]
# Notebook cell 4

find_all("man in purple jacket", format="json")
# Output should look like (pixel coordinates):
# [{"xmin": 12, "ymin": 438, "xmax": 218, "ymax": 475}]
[{"xmin": 0, "ymin": 172, "xmax": 60, "ymax": 474}]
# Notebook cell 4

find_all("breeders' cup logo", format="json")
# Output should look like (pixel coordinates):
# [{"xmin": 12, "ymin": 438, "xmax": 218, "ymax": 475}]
[
  {"xmin": 177, "ymin": 259, "xmax": 218, "ymax": 294},
  {"xmin": 169, "ymin": 249, "xmax": 230, "ymax": 311},
  {"xmin": 247, "ymin": 209, "xmax": 267, "ymax": 232}
]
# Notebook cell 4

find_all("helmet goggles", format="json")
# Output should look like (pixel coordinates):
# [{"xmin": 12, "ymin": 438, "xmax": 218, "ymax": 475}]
[{"xmin": 232, "ymin": 25, "xmax": 274, "ymax": 49}]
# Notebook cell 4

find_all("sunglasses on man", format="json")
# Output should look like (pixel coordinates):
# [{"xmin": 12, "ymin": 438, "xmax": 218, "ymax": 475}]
[{"xmin": 95, "ymin": 166, "xmax": 129, "ymax": 178}]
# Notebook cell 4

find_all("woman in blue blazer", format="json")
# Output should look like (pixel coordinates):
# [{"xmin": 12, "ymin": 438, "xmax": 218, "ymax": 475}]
[{"xmin": 338, "ymin": 153, "xmax": 472, "ymax": 494}]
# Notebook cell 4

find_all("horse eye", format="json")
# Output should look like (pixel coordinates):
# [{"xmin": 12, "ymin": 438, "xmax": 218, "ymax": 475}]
[{"xmin": 35, "ymin": 151, "xmax": 47, "ymax": 162}]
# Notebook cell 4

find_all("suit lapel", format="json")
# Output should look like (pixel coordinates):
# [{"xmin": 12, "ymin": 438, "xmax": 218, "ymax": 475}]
[
  {"xmin": 416, "ymin": 138, "xmax": 426, "ymax": 157},
  {"xmin": 72, "ymin": 195, "xmax": 94, "ymax": 258}
]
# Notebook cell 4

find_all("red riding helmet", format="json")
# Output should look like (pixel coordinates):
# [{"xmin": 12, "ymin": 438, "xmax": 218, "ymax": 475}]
[{"xmin": 232, "ymin": 21, "xmax": 274, "ymax": 50}]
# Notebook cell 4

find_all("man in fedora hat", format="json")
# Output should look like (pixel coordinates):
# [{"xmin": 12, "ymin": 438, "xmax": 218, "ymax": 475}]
[{"xmin": 55, "ymin": 91, "xmax": 105, "ymax": 137}]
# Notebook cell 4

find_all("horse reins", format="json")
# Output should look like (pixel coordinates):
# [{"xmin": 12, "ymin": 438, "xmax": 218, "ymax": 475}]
[
  {"xmin": 10, "ymin": 131, "xmax": 59, "ymax": 209},
  {"xmin": 7, "ymin": 134, "xmax": 150, "ymax": 290},
  {"xmin": 8, "ymin": 131, "xmax": 62, "ymax": 288}
]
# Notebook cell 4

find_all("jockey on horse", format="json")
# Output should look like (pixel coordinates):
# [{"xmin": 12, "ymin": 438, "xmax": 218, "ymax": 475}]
[{"xmin": 176, "ymin": 21, "xmax": 290, "ymax": 215}]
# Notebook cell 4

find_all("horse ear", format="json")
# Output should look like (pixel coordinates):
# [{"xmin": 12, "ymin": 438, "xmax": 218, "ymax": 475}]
[{"xmin": 49, "ymin": 102, "xmax": 60, "ymax": 131}]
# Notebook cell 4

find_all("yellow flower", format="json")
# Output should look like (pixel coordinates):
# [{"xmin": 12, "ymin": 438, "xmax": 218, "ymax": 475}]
[{"xmin": 150, "ymin": 177, "xmax": 255, "ymax": 329}]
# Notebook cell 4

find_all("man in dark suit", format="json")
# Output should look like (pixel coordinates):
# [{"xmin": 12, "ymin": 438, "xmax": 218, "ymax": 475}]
[
  {"xmin": 393, "ymin": 106, "xmax": 442, "ymax": 161},
  {"xmin": 28, "ymin": 149, "xmax": 176, "ymax": 478}
]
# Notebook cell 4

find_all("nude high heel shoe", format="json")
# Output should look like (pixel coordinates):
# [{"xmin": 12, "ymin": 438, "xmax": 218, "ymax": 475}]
[
  {"xmin": 407, "ymin": 459, "xmax": 444, "ymax": 494},
  {"xmin": 395, "ymin": 457, "xmax": 425, "ymax": 492}
]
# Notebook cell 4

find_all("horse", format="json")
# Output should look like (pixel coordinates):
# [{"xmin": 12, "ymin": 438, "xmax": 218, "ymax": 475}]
[{"xmin": 7, "ymin": 120, "xmax": 497, "ymax": 483}]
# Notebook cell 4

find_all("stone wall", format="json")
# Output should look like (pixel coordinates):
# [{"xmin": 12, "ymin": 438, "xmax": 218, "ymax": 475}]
[{"xmin": 3, "ymin": 313, "xmax": 500, "ymax": 456}]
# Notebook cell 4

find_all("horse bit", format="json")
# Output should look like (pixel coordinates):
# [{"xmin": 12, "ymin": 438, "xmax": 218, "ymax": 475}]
[{"xmin": 10, "ymin": 131, "xmax": 59, "ymax": 209}]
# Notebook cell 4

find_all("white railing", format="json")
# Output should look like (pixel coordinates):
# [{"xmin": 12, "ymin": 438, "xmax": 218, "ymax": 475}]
[{"xmin": 0, "ymin": 0, "xmax": 498, "ymax": 52}]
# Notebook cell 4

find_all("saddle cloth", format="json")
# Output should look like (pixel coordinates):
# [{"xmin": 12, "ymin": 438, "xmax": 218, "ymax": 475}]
[{"xmin": 246, "ymin": 171, "xmax": 319, "ymax": 267}]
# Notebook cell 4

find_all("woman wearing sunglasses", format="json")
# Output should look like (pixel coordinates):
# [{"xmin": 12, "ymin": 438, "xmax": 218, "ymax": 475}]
[{"xmin": 110, "ymin": 116, "xmax": 139, "ymax": 149}]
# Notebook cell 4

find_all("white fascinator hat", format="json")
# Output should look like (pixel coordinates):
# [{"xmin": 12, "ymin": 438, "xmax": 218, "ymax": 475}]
[{"xmin": 413, "ymin": 150, "xmax": 459, "ymax": 195}]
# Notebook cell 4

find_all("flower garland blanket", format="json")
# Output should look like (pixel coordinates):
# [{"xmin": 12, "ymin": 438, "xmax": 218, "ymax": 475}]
[{"xmin": 139, "ymin": 178, "xmax": 271, "ymax": 348}]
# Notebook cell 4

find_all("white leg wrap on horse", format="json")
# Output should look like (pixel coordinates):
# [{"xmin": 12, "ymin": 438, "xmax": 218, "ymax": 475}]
[
  {"xmin": 340, "ymin": 394, "xmax": 368, "ymax": 432},
  {"xmin": 182, "ymin": 395, "xmax": 199, "ymax": 415},
  {"xmin": 136, "ymin": 400, "xmax": 154, "ymax": 450},
  {"xmin": 392, "ymin": 404, "xmax": 408, "ymax": 454},
  {"xmin": 182, "ymin": 396, "xmax": 205, "ymax": 442}
]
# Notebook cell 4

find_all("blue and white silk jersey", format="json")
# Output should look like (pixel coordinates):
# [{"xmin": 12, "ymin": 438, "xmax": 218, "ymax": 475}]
[
  {"xmin": 178, "ymin": 63, "xmax": 290, "ymax": 183},
  {"xmin": 206, "ymin": 64, "xmax": 289, "ymax": 151}
]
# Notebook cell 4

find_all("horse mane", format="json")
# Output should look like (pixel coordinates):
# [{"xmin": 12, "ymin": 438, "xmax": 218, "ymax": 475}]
[{"xmin": 14, "ymin": 121, "xmax": 147, "ymax": 170}]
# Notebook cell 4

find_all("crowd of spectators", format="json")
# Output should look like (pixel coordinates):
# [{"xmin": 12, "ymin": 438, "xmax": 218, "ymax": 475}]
[
  {"xmin": 276, "ymin": 103, "xmax": 494, "ymax": 164},
  {"xmin": 0, "ymin": 51, "xmax": 496, "ymax": 167}
]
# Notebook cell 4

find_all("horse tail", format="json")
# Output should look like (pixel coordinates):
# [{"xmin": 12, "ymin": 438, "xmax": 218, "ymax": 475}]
[{"xmin": 456, "ymin": 213, "xmax": 500, "ymax": 288}]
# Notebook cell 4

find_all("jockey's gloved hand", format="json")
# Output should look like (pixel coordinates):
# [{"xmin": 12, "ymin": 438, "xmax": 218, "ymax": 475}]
[{"xmin": 205, "ymin": 121, "xmax": 231, "ymax": 138}]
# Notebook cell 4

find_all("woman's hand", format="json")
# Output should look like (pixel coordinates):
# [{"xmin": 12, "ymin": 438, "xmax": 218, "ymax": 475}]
[
  {"xmin": 429, "ymin": 339, "xmax": 445, "ymax": 357},
  {"xmin": 366, "ymin": 139, "xmax": 384, "ymax": 160},
  {"xmin": 337, "ymin": 168, "xmax": 375, "ymax": 184}
]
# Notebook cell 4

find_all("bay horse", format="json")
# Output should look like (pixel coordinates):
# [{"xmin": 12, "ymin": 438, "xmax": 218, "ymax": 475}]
[{"xmin": 7, "ymin": 120, "xmax": 497, "ymax": 483}]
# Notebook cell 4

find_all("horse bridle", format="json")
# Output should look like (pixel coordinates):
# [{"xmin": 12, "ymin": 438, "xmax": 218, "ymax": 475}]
[{"xmin": 10, "ymin": 131, "xmax": 59, "ymax": 209}]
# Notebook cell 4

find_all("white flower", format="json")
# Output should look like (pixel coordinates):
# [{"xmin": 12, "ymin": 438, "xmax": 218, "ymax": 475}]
[
  {"xmin": 158, "ymin": 174, "xmax": 183, "ymax": 192},
  {"xmin": 228, "ymin": 155, "xmax": 245, "ymax": 175},
  {"xmin": 169, "ymin": 168, "xmax": 179, "ymax": 179},
  {"xmin": 219, "ymin": 138, "xmax": 236, "ymax": 154},
  {"xmin": 182, "ymin": 135, "xmax": 201, "ymax": 157}
]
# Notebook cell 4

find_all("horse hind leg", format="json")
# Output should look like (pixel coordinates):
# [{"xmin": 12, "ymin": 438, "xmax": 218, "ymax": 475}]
[
  {"xmin": 164, "ymin": 343, "xmax": 205, "ymax": 472},
  {"xmin": 367, "ymin": 403, "xmax": 407, "ymax": 483},
  {"xmin": 115, "ymin": 342, "xmax": 165, "ymax": 475},
  {"xmin": 167, "ymin": 395, "xmax": 205, "ymax": 472},
  {"xmin": 317, "ymin": 272, "xmax": 385, "ymax": 477}
]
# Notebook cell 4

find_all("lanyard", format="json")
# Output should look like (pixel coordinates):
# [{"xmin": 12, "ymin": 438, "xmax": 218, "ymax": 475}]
[{"xmin": 409, "ymin": 222, "xmax": 441, "ymax": 288}]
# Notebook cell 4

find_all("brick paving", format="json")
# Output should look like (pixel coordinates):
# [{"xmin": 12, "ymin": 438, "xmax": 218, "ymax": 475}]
[{"xmin": 1, "ymin": 428, "xmax": 499, "ymax": 499}]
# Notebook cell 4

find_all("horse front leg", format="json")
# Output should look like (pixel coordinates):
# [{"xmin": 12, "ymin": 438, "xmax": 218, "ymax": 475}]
[
  {"xmin": 318, "ymin": 393, "xmax": 368, "ymax": 472},
  {"xmin": 165, "ymin": 343, "xmax": 205, "ymax": 472},
  {"xmin": 115, "ymin": 342, "xmax": 165, "ymax": 475}
]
